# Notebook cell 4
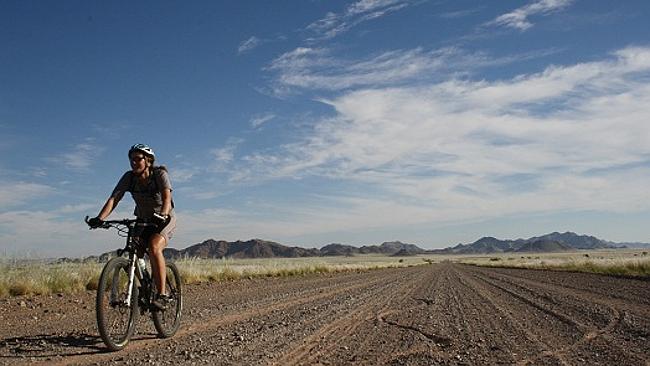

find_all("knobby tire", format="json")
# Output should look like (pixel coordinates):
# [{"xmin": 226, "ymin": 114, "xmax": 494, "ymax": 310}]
[
  {"xmin": 96, "ymin": 257, "xmax": 139, "ymax": 351},
  {"xmin": 152, "ymin": 261, "xmax": 183, "ymax": 338}
]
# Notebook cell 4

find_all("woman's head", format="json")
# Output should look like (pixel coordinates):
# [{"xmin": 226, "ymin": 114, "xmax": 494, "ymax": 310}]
[
  {"xmin": 129, "ymin": 143, "xmax": 155, "ymax": 159},
  {"xmin": 129, "ymin": 143, "xmax": 155, "ymax": 174}
]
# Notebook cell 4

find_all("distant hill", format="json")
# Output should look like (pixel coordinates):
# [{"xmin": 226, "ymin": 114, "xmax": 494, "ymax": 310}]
[
  {"xmin": 88, "ymin": 239, "xmax": 425, "ymax": 261},
  {"xmin": 436, "ymin": 232, "xmax": 618, "ymax": 254},
  {"xmin": 320, "ymin": 243, "xmax": 360, "ymax": 256},
  {"xmin": 164, "ymin": 239, "xmax": 321, "ymax": 260},
  {"xmin": 165, "ymin": 239, "xmax": 425, "ymax": 259},
  {"xmin": 321, "ymin": 241, "xmax": 425, "ymax": 256},
  {"xmin": 515, "ymin": 239, "xmax": 573, "ymax": 253},
  {"xmin": 609, "ymin": 242, "xmax": 650, "ymax": 249},
  {"xmin": 528, "ymin": 232, "xmax": 609, "ymax": 250},
  {"xmin": 82, "ymin": 231, "xmax": 646, "ymax": 262}
]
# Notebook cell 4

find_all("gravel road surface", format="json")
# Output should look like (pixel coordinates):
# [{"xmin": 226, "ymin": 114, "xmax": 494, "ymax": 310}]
[{"xmin": 1, "ymin": 263, "xmax": 648, "ymax": 365}]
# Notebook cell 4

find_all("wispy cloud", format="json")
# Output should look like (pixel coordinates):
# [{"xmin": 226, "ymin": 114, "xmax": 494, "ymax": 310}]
[
  {"xmin": 0, "ymin": 209, "xmax": 122, "ymax": 257},
  {"xmin": 438, "ymin": 7, "xmax": 483, "ymax": 19},
  {"xmin": 238, "ymin": 36, "xmax": 262, "ymax": 54},
  {"xmin": 489, "ymin": 0, "xmax": 574, "ymax": 31},
  {"xmin": 210, "ymin": 138, "xmax": 244, "ymax": 173},
  {"xmin": 238, "ymin": 35, "xmax": 289, "ymax": 55},
  {"xmin": 237, "ymin": 46, "xmax": 650, "ymax": 231},
  {"xmin": 268, "ymin": 46, "xmax": 456, "ymax": 93},
  {"xmin": 0, "ymin": 181, "xmax": 54, "ymax": 208},
  {"xmin": 268, "ymin": 46, "xmax": 559, "ymax": 93},
  {"xmin": 50, "ymin": 140, "xmax": 105, "ymax": 172},
  {"xmin": 250, "ymin": 113, "xmax": 276, "ymax": 129},
  {"xmin": 171, "ymin": 167, "xmax": 199, "ymax": 183},
  {"xmin": 306, "ymin": 0, "xmax": 416, "ymax": 40},
  {"xmin": 55, "ymin": 203, "xmax": 96, "ymax": 214}
]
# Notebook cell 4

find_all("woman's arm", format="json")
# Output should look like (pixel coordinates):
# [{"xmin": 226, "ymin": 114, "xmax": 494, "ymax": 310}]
[
  {"xmin": 160, "ymin": 188, "xmax": 172, "ymax": 216},
  {"xmin": 97, "ymin": 192, "xmax": 124, "ymax": 220}
]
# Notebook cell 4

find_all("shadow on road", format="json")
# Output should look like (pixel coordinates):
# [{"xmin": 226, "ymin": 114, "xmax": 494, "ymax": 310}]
[{"xmin": 0, "ymin": 333, "xmax": 106, "ymax": 359}]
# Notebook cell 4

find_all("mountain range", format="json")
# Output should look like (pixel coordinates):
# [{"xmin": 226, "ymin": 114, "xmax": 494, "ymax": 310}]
[
  {"xmin": 75, "ymin": 231, "xmax": 646, "ymax": 263},
  {"xmin": 163, "ymin": 239, "xmax": 320, "ymax": 259},
  {"xmin": 320, "ymin": 241, "xmax": 425, "ymax": 257},
  {"xmin": 433, "ymin": 231, "xmax": 630, "ymax": 254},
  {"xmin": 161, "ymin": 232, "xmax": 640, "ymax": 259},
  {"xmin": 161, "ymin": 239, "xmax": 423, "ymax": 260}
]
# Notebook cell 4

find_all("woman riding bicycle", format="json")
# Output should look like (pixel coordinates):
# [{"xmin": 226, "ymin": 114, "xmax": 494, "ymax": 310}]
[{"xmin": 88, "ymin": 143, "xmax": 176, "ymax": 310}]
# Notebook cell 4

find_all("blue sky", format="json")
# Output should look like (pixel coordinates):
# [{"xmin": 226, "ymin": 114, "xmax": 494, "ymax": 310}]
[{"xmin": 2, "ymin": 0, "xmax": 650, "ymax": 257}]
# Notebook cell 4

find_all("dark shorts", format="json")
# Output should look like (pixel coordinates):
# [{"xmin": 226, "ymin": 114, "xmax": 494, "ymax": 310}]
[{"xmin": 134, "ymin": 216, "xmax": 177, "ymax": 256}]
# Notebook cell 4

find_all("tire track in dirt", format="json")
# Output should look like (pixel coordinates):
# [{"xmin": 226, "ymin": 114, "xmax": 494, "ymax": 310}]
[
  {"xmin": 40, "ymin": 270, "xmax": 401, "ymax": 366},
  {"xmin": 470, "ymin": 266, "xmax": 650, "ymax": 320},
  {"xmin": 272, "ymin": 266, "xmax": 434, "ymax": 365},
  {"xmin": 455, "ymin": 266, "xmax": 574, "ymax": 365},
  {"xmin": 1, "ymin": 263, "xmax": 648, "ymax": 365},
  {"xmin": 1, "ymin": 270, "xmax": 391, "ymax": 365},
  {"xmin": 464, "ymin": 265, "xmax": 648, "ymax": 365}
]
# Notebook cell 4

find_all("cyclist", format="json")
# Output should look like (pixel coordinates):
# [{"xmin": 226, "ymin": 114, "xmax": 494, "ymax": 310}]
[{"xmin": 88, "ymin": 143, "xmax": 176, "ymax": 310}]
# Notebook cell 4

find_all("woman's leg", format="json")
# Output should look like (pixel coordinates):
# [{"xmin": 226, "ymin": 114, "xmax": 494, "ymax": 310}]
[{"xmin": 149, "ymin": 233, "xmax": 167, "ymax": 295}]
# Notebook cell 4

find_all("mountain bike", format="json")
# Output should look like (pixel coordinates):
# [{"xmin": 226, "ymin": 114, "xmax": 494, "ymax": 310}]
[{"xmin": 85, "ymin": 216, "xmax": 183, "ymax": 351}]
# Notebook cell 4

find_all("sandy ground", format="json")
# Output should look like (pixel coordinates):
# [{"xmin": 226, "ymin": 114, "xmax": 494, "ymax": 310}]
[{"xmin": 0, "ymin": 262, "xmax": 648, "ymax": 365}]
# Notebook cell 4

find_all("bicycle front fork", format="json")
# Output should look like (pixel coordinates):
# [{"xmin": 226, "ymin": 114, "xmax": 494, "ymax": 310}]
[{"xmin": 112, "ymin": 255, "xmax": 139, "ymax": 307}]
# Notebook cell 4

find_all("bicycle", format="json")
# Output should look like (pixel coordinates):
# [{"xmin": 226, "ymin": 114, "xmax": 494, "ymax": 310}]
[{"xmin": 85, "ymin": 216, "xmax": 183, "ymax": 351}]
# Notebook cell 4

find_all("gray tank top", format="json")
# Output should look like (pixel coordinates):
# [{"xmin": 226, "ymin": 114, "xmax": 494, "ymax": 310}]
[{"xmin": 111, "ymin": 168, "xmax": 174, "ymax": 219}]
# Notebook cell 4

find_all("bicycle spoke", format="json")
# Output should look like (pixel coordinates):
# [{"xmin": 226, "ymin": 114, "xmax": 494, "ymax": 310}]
[
  {"xmin": 96, "ymin": 257, "xmax": 139, "ymax": 351},
  {"xmin": 152, "ymin": 262, "xmax": 182, "ymax": 338}
]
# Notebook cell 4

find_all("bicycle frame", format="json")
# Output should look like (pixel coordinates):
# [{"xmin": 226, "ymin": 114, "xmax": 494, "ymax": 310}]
[
  {"xmin": 88, "ymin": 216, "xmax": 182, "ymax": 350},
  {"xmin": 86, "ymin": 217, "xmax": 157, "ymax": 307}
]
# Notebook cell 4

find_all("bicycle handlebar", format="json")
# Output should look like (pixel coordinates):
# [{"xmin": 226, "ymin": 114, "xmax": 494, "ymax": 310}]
[{"xmin": 84, "ymin": 216, "xmax": 158, "ymax": 229}]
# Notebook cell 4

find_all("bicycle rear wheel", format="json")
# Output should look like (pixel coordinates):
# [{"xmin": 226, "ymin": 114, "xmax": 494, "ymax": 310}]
[
  {"xmin": 152, "ymin": 261, "xmax": 183, "ymax": 338},
  {"xmin": 96, "ymin": 257, "xmax": 139, "ymax": 351}
]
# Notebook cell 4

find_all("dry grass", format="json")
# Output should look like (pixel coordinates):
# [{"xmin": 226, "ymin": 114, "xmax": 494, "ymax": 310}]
[
  {"xmin": 0, "ymin": 255, "xmax": 436, "ymax": 298},
  {"xmin": 5, "ymin": 249, "xmax": 644, "ymax": 298},
  {"xmin": 0, "ymin": 260, "xmax": 102, "ymax": 297},
  {"xmin": 455, "ymin": 249, "xmax": 650, "ymax": 277},
  {"xmin": 175, "ymin": 255, "xmax": 431, "ymax": 283}
]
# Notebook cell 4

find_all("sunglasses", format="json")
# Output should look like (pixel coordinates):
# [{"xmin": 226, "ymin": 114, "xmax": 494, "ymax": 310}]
[{"xmin": 130, "ymin": 156, "xmax": 146, "ymax": 162}]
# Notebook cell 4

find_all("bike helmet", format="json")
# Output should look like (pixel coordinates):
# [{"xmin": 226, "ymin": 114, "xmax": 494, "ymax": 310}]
[{"xmin": 129, "ymin": 143, "xmax": 155, "ymax": 158}]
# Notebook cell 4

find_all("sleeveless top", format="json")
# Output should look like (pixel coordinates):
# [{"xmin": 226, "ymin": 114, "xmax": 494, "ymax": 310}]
[{"xmin": 111, "ymin": 168, "xmax": 174, "ymax": 219}]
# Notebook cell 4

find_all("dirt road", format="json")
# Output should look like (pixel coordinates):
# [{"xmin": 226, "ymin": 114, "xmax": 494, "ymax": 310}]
[{"xmin": 1, "ymin": 263, "xmax": 648, "ymax": 365}]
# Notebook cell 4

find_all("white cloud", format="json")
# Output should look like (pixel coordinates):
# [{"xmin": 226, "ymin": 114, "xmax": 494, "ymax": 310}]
[
  {"xmin": 238, "ymin": 36, "xmax": 261, "ymax": 54},
  {"xmin": 439, "ymin": 7, "xmax": 483, "ymax": 19},
  {"xmin": 306, "ymin": 0, "xmax": 414, "ymax": 40},
  {"xmin": 490, "ymin": 0, "xmax": 574, "ymax": 31},
  {"xmin": 211, "ymin": 144, "xmax": 235, "ymax": 163},
  {"xmin": 50, "ymin": 140, "xmax": 105, "ymax": 172},
  {"xmin": 250, "ymin": 113, "xmax": 276, "ymax": 129},
  {"xmin": 237, "ymin": 46, "xmax": 650, "ymax": 233},
  {"xmin": 55, "ymin": 203, "xmax": 97, "ymax": 214},
  {"xmin": 0, "ymin": 181, "xmax": 54, "ymax": 207},
  {"xmin": 171, "ymin": 167, "xmax": 199, "ymax": 183},
  {"xmin": 267, "ymin": 46, "xmax": 559, "ymax": 94},
  {"xmin": 0, "ymin": 205, "xmax": 139, "ymax": 257},
  {"xmin": 268, "ymin": 47, "xmax": 451, "ymax": 92},
  {"xmin": 209, "ymin": 138, "xmax": 244, "ymax": 173}
]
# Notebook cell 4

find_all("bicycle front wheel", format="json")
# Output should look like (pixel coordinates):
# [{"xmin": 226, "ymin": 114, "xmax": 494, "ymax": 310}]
[
  {"xmin": 152, "ymin": 261, "xmax": 183, "ymax": 338},
  {"xmin": 96, "ymin": 257, "xmax": 139, "ymax": 351}
]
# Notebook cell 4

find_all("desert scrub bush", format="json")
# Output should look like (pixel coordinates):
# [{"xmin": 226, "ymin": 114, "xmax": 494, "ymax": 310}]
[
  {"xmin": 553, "ymin": 258, "xmax": 650, "ymax": 277},
  {"xmin": 174, "ymin": 255, "xmax": 424, "ymax": 285},
  {"xmin": 0, "ymin": 254, "xmax": 431, "ymax": 298},
  {"xmin": 465, "ymin": 252, "xmax": 650, "ymax": 277},
  {"xmin": 0, "ymin": 261, "xmax": 102, "ymax": 297},
  {"xmin": 85, "ymin": 274, "xmax": 100, "ymax": 291}
]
